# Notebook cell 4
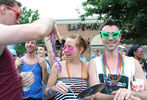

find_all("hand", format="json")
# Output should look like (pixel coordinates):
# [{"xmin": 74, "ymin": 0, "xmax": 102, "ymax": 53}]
[
  {"xmin": 53, "ymin": 81, "xmax": 68, "ymax": 94},
  {"xmin": 20, "ymin": 72, "xmax": 34, "ymax": 87},
  {"xmin": 49, "ymin": 24, "xmax": 62, "ymax": 43},
  {"xmin": 33, "ymin": 18, "xmax": 55, "ymax": 36},
  {"xmin": 15, "ymin": 57, "xmax": 22, "ymax": 69},
  {"xmin": 112, "ymin": 88, "xmax": 134, "ymax": 100},
  {"xmin": 38, "ymin": 58, "xmax": 47, "ymax": 69}
]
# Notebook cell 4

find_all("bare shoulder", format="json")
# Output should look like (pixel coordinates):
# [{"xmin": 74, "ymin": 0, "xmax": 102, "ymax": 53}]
[
  {"xmin": 51, "ymin": 60, "xmax": 66, "ymax": 72},
  {"xmin": 88, "ymin": 56, "xmax": 100, "ymax": 68},
  {"xmin": 87, "ymin": 57, "xmax": 100, "ymax": 72}
]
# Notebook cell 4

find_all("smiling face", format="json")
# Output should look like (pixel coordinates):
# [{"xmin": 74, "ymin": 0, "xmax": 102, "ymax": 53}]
[
  {"xmin": 100, "ymin": 25, "xmax": 121, "ymax": 51},
  {"xmin": 134, "ymin": 47, "xmax": 144, "ymax": 59},
  {"xmin": 37, "ymin": 46, "xmax": 46, "ymax": 57},
  {"xmin": 25, "ymin": 40, "xmax": 37, "ymax": 54},
  {"xmin": 64, "ymin": 38, "xmax": 81, "ymax": 60}
]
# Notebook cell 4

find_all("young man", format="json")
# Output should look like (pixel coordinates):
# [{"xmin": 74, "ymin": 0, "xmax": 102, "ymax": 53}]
[
  {"xmin": 37, "ymin": 36, "xmax": 56, "ymax": 71},
  {"xmin": 88, "ymin": 19, "xmax": 147, "ymax": 100},
  {"xmin": 21, "ymin": 40, "xmax": 49, "ymax": 100},
  {"xmin": 37, "ymin": 44, "xmax": 50, "ymax": 74},
  {"xmin": 0, "ymin": 0, "xmax": 60, "ymax": 100}
]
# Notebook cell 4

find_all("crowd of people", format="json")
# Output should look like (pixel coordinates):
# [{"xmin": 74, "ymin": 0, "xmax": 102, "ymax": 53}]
[{"xmin": 0, "ymin": 0, "xmax": 147, "ymax": 100}]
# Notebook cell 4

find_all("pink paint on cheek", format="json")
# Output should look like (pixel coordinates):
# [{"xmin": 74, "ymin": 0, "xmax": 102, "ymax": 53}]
[{"xmin": 68, "ymin": 47, "xmax": 74, "ymax": 51}]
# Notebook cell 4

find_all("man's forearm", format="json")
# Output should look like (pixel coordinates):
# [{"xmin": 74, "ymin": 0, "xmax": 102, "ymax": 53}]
[{"xmin": 94, "ymin": 93, "xmax": 114, "ymax": 100}]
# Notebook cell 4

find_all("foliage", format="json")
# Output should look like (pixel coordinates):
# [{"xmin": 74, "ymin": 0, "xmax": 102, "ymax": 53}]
[
  {"xmin": 81, "ymin": 0, "xmax": 147, "ymax": 44},
  {"xmin": 15, "ymin": 7, "xmax": 40, "ymax": 54}
]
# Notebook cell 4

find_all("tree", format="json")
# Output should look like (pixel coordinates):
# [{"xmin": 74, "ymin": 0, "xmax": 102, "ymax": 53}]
[
  {"xmin": 81, "ymin": 0, "xmax": 147, "ymax": 44},
  {"xmin": 15, "ymin": 7, "xmax": 40, "ymax": 54}
]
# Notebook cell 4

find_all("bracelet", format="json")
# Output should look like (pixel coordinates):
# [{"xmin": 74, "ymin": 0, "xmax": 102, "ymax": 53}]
[{"xmin": 47, "ymin": 87, "xmax": 57, "ymax": 96}]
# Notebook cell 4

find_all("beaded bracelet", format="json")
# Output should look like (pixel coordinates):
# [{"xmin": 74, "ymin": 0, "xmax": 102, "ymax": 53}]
[{"xmin": 47, "ymin": 87, "xmax": 57, "ymax": 97}]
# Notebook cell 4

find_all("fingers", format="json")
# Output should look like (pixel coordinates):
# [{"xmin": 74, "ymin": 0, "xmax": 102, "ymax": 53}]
[
  {"xmin": 113, "ymin": 88, "xmax": 133, "ymax": 100},
  {"xmin": 21, "ymin": 72, "xmax": 34, "ymax": 87},
  {"xmin": 50, "ymin": 24, "xmax": 62, "ymax": 42},
  {"xmin": 55, "ymin": 81, "xmax": 68, "ymax": 94}
]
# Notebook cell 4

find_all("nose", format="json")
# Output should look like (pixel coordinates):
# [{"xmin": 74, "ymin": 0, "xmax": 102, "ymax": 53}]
[
  {"xmin": 64, "ymin": 47, "xmax": 69, "ymax": 52},
  {"xmin": 108, "ymin": 36, "xmax": 114, "ymax": 40}
]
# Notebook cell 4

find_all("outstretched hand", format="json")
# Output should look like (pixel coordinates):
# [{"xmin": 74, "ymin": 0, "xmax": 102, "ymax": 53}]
[{"xmin": 112, "ymin": 88, "xmax": 139, "ymax": 100}]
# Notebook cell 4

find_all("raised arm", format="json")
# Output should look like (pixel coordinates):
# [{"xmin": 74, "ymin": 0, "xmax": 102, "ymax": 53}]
[
  {"xmin": 0, "ymin": 18, "xmax": 55, "ymax": 46},
  {"xmin": 44, "ymin": 36, "xmax": 55, "ymax": 68}
]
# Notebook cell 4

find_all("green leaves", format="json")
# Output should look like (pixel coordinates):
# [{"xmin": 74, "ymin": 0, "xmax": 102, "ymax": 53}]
[
  {"xmin": 81, "ymin": 0, "xmax": 147, "ymax": 44},
  {"xmin": 19, "ymin": 7, "xmax": 40, "ymax": 24}
]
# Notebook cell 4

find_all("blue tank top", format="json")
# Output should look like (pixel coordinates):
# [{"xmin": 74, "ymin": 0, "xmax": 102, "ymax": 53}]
[{"xmin": 21, "ymin": 60, "xmax": 43, "ymax": 99}]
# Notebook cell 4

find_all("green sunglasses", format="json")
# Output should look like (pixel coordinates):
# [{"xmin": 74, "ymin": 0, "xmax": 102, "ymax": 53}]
[{"xmin": 100, "ymin": 30, "xmax": 122, "ymax": 39}]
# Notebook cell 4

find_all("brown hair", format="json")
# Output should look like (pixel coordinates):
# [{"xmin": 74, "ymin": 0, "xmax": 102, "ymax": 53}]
[
  {"xmin": 99, "ymin": 18, "xmax": 121, "ymax": 31},
  {"xmin": 69, "ymin": 34, "xmax": 89, "ymax": 54},
  {"xmin": 0, "ymin": 0, "xmax": 22, "ymax": 7},
  {"xmin": 38, "ymin": 44, "xmax": 47, "ymax": 51}
]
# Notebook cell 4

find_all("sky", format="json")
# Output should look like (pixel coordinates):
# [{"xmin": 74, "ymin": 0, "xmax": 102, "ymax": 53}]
[{"xmin": 18, "ymin": 0, "xmax": 86, "ymax": 19}]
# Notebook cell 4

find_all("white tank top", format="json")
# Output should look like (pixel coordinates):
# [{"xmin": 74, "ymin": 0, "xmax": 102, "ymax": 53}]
[{"xmin": 94, "ymin": 56, "xmax": 135, "ymax": 94}]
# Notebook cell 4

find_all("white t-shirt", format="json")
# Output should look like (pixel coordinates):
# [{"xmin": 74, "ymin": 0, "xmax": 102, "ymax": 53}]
[{"xmin": 94, "ymin": 56, "xmax": 135, "ymax": 94}]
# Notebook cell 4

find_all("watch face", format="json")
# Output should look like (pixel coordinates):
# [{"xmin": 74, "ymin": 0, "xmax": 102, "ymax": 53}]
[{"xmin": 77, "ymin": 83, "xmax": 105, "ymax": 99}]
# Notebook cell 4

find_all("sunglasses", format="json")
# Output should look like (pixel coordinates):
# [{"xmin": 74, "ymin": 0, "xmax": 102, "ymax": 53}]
[
  {"xmin": 63, "ymin": 46, "xmax": 74, "ymax": 51},
  {"xmin": 6, "ymin": 5, "xmax": 21, "ymax": 20},
  {"xmin": 100, "ymin": 30, "xmax": 122, "ymax": 39},
  {"xmin": 136, "ymin": 50, "xmax": 145, "ymax": 54},
  {"xmin": 118, "ymin": 47, "xmax": 127, "ymax": 52}
]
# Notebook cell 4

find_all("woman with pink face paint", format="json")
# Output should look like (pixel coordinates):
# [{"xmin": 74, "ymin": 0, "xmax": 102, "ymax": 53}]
[{"xmin": 45, "ymin": 34, "xmax": 90, "ymax": 99}]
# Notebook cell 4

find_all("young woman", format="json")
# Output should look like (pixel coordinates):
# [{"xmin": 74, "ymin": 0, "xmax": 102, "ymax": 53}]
[{"xmin": 45, "ymin": 34, "xmax": 89, "ymax": 99}]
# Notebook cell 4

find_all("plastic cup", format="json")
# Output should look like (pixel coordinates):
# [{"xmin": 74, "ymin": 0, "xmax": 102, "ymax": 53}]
[
  {"xmin": 131, "ymin": 79, "xmax": 144, "ymax": 92},
  {"xmin": 22, "ymin": 86, "xmax": 30, "ymax": 98}
]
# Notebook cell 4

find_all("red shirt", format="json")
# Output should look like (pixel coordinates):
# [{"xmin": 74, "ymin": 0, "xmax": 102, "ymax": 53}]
[{"xmin": 0, "ymin": 46, "xmax": 22, "ymax": 100}]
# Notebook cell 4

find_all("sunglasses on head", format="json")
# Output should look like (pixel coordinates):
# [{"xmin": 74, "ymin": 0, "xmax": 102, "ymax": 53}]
[
  {"xmin": 118, "ymin": 47, "xmax": 127, "ymax": 52},
  {"xmin": 136, "ymin": 50, "xmax": 145, "ymax": 54},
  {"xmin": 100, "ymin": 30, "xmax": 122, "ymax": 39},
  {"xmin": 6, "ymin": 5, "xmax": 21, "ymax": 20},
  {"xmin": 62, "ymin": 46, "xmax": 74, "ymax": 51}
]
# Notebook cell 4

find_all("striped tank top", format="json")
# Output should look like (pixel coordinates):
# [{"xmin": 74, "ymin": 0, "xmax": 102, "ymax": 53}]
[{"xmin": 54, "ymin": 77, "xmax": 87, "ymax": 100}]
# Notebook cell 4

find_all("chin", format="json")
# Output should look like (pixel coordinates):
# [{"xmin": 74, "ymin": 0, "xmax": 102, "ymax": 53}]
[{"xmin": 107, "ymin": 46, "xmax": 116, "ymax": 51}]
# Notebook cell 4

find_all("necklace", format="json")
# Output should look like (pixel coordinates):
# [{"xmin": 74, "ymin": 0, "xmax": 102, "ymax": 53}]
[
  {"xmin": 102, "ymin": 52, "xmax": 125, "ymax": 94},
  {"xmin": 102, "ymin": 52, "xmax": 124, "ymax": 86},
  {"xmin": 66, "ymin": 60, "xmax": 85, "ymax": 92},
  {"xmin": 105, "ymin": 53, "xmax": 121, "ymax": 83}
]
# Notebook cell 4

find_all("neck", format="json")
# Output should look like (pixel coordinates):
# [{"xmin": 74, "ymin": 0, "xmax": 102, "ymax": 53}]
[
  {"xmin": 104, "ymin": 49, "xmax": 119, "ymax": 60},
  {"xmin": 67, "ymin": 57, "xmax": 81, "ymax": 65},
  {"xmin": 134, "ymin": 56, "xmax": 141, "ymax": 63},
  {"xmin": 25, "ymin": 52, "xmax": 37, "ymax": 59}
]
